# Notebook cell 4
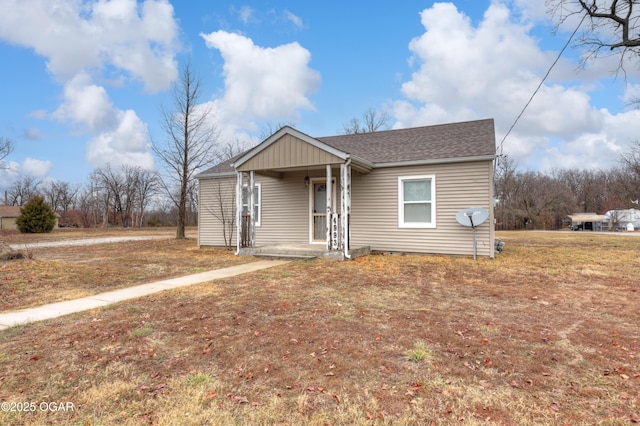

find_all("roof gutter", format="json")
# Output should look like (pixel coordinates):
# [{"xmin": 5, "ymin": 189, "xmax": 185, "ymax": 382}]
[
  {"xmin": 196, "ymin": 155, "xmax": 495, "ymax": 178},
  {"xmin": 195, "ymin": 170, "xmax": 236, "ymax": 179},
  {"xmin": 373, "ymin": 154, "xmax": 496, "ymax": 169},
  {"xmin": 348, "ymin": 154, "xmax": 374, "ymax": 173}
]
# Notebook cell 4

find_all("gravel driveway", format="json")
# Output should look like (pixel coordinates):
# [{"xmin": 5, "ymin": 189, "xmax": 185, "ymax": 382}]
[{"xmin": 8, "ymin": 236, "xmax": 164, "ymax": 250}]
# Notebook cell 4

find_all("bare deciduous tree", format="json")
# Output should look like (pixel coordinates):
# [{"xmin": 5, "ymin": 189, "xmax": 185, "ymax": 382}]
[
  {"xmin": 93, "ymin": 165, "xmax": 130, "ymax": 227},
  {"xmin": 6, "ymin": 176, "xmax": 40, "ymax": 206},
  {"xmin": 76, "ymin": 175, "xmax": 107, "ymax": 228},
  {"xmin": 616, "ymin": 139, "xmax": 640, "ymax": 205},
  {"xmin": 92, "ymin": 164, "xmax": 159, "ymax": 228},
  {"xmin": 133, "ymin": 168, "xmax": 161, "ymax": 227},
  {"xmin": 547, "ymin": 0, "xmax": 640, "ymax": 76},
  {"xmin": 259, "ymin": 121, "xmax": 294, "ymax": 140},
  {"xmin": 341, "ymin": 108, "xmax": 391, "ymax": 134},
  {"xmin": 41, "ymin": 181, "xmax": 79, "ymax": 226},
  {"xmin": 153, "ymin": 62, "xmax": 219, "ymax": 239},
  {"xmin": 0, "ymin": 137, "xmax": 13, "ymax": 170}
]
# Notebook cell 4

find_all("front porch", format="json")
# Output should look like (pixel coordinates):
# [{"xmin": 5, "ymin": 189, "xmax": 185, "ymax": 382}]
[
  {"xmin": 239, "ymin": 243, "xmax": 371, "ymax": 260},
  {"xmin": 232, "ymin": 127, "xmax": 373, "ymax": 260}
]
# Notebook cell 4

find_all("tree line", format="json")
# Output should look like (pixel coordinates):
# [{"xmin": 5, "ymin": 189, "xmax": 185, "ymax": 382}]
[
  {"xmin": 495, "ymin": 142, "xmax": 640, "ymax": 230},
  {"xmin": 2, "ymin": 164, "xmax": 195, "ymax": 229}
]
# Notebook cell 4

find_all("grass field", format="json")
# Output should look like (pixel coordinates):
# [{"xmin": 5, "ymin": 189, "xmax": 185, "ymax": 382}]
[
  {"xmin": 0, "ymin": 230, "xmax": 638, "ymax": 425},
  {"xmin": 0, "ymin": 227, "xmax": 252, "ymax": 311}
]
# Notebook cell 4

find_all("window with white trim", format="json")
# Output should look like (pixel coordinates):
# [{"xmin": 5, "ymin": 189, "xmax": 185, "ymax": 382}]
[
  {"xmin": 398, "ymin": 175, "xmax": 435, "ymax": 228},
  {"xmin": 242, "ymin": 183, "xmax": 261, "ymax": 227}
]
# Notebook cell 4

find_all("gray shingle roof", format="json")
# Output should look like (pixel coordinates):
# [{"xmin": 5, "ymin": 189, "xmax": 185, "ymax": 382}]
[
  {"xmin": 317, "ymin": 118, "xmax": 495, "ymax": 164},
  {"xmin": 198, "ymin": 118, "xmax": 495, "ymax": 176}
]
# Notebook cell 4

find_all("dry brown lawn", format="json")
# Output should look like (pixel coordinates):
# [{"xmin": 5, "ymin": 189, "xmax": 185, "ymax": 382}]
[
  {"xmin": 1, "ymin": 227, "xmax": 250, "ymax": 311},
  {"xmin": 0, "ymin": 230, "xmax": 638, "ymax": 425}
]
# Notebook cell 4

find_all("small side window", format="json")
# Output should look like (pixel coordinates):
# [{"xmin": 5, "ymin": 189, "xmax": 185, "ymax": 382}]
[{"xmin": 398, "ymin": 175, "xmax": 435, "ymax": 228}]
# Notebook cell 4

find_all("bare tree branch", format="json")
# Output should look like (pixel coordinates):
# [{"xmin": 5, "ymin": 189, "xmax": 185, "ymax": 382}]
[
  {"xmin": 153, "ymin": 61, "xmax": 220, "ymax": 238},
  {"xmin": 6, "ymin": 176, "xmax": 40, "ymax": 206},
  {"xmin": 341, "ymin": 108, "xmax": 391, "ymax": 134},
  {"xmin": 547, "ymin": 0, "xmax": 640, "ymax": 76},
  {"xmin": 1, "ymin": 137, "xmax": 14, "ymax": 170}
]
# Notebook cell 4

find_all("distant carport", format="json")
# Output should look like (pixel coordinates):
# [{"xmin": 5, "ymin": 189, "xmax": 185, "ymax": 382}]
[{"xmin": 563, "ymin": 214, "xmax": 606, "ymax": 231}]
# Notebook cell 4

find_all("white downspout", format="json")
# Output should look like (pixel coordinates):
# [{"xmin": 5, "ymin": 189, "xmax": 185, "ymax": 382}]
[
  {"xmin": 235, "ymin": 171, "xmax": 242, "ymax": 255},
  {"xmin": 342, "ymin": 158, "xmax": 352, "ymax": 259},
  {"xmin": 325, "ymin": 164, "xmax": 332, "ymax": 251}
]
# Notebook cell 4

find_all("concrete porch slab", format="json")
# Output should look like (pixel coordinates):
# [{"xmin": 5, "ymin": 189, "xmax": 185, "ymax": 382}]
[{"xmin": 240, "ymin": 244, "xmax": 370, "ymax": 260}]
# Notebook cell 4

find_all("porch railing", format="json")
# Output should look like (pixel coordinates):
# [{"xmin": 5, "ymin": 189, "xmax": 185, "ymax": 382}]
[{"xmin": 240, "ymin": 214, "xmax": 251, "ymax": 248}]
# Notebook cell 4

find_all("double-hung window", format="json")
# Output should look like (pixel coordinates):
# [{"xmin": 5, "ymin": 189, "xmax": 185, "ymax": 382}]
[
  {"xmin": 241, "ymin": 183, "xmax": 261, "ymax": 227},
  {"xmin": 398, "ymin": 175, "xmax": 435, "ymax": 228}
]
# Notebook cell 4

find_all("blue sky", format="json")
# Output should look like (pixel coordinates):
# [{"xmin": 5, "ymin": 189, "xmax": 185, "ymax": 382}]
[{"xmin": 1, "ymin": 0, "xmax": 639, "ymax": 193}]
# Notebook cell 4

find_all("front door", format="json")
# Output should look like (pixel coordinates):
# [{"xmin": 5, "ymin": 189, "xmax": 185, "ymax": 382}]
[{"xmin": 311, "ymin": 179, "xmax": 335, "ymax": 243}]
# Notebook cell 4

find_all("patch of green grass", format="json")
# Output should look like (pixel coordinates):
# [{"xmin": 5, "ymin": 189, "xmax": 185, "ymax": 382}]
[
  {"xmin": 480, "ymin": 324, "xmax": 500, "ymax": 336},
  {"xmin": 185, "ymin": 373, "xmax": 212, "ymax": 387},
  {"xmin": 0, "ymin": 324, "xmax": 26, "ymax": 342},
  {"xmin": 130, "ymin": 324, "xmax": 154, "ymax": 338},
  {"xmin": 406, "ymin": 340, "xmax": 433, "ymax": 363}
]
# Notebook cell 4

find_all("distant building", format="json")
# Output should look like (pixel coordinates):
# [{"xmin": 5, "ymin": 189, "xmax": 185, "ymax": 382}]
[
  {"xmin": 0, "ymin": 205, "xmax": 21, "ymax": 231},
  {"xmin": 0, "ymin": 205, "xmax": 61, "ymax": 231},
  {"xmin": 563, "ymin": 213, "xmax": 606, "ymax": 231},
  {"xmin": 603, "ymin": 209, "xmax": 640, "ymax": 231}
]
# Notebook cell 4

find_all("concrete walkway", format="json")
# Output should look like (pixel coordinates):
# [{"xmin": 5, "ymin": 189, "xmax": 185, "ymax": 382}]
[{"xmin": 0, "ymin": 259, "xmax": 290, "ymax": 331}]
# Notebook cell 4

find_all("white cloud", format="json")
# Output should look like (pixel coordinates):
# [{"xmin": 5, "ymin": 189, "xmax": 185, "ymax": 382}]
[
  {"xmin": 0, "ymin": 1, "xmax": 175, "ymax": 176},
  {"xmin": 392, "ymin": 2, "xmax": 640, "ymax": 170},
  {"xmin": 200, "ymin": 30, "xmax": 320, "ymax": 144},
  {"xmin": 54, "ymin": 73, "xmax": 153, "ymax": 169},
  {"xmin": 538, "ymin": 107, "xmax": 635, "ymax": 170},
  {"xmin": 285, "ymin": 11, "xmax": 303, "ymax": 29},
  {"xmin": 85, "ymin": 108, "xmax": 154, "ymax": 169},
  {"xmin": 54, "ymin": 73, "xmax": 118, "ymax": 131},
  {"xmin": 22, "ymin": 157, "xmax": 52, "ymax": 178},
  {"xmin": 237, "ymin": 6, "xmax": 255, "ymax": 24},
  {"xmin": 0, "ymin": 0, "xmax": 179, "ymax": 92},
  {"xmin": 0, "ymin": 162, "xmax": 20, "ymax": 193}
]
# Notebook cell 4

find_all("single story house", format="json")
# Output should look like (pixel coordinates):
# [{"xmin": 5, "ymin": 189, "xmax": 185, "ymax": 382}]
[
  {"xmin": 0, "ymin": 205, "xmax": 21, "ymax": 231},
  {"xmin": 196, "ymin": 118, "xmax": 497, "ymax": 259}
]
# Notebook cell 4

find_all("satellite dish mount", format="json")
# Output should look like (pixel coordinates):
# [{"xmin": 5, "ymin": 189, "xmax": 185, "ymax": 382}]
[{"xmin": 455, "ymin": 208, "xmax": 490, "ymax": 260}]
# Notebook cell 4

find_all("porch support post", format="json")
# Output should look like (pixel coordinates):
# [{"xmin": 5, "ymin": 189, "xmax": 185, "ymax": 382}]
[
  {"xmin": 341, "ymin": 159, "xmax": 351, "ymax": 259},
  {"xmin": 235, "ymin": 171, "xmax": 243, "ymax": 255},
  {"xmin": 325, "ymin": 164, "xmax": 332, "ymax": 251},
  {"xmin": 248, "ymin": 170, "xmax": 255, "ymax": 248}
]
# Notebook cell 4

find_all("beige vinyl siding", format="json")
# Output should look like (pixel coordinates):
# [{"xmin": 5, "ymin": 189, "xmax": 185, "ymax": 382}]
[
  {"xmin": 198, "ymin": 176, "xmax": 237, "ymax": 247},
  {"xmin": 198, "ymin": 169, "xmax": 342, "ymax": 247},
  {"xmin": 257, "ymin": 170, "xmax": 342, "ymax": 244},
  {"xmin": 0, "ymin": 217, "xmax": 18, "ymax": 231},
  {"xmin": 237, "ymin": 134, "xmax": 343, "ymax": 172},
  {"xmin": 255, "ymin": 171, "xmax": 308, "ymax": 244},
  {"xmin": 350, "ymin": 160, "xmax": 494, "ymax": 257}
]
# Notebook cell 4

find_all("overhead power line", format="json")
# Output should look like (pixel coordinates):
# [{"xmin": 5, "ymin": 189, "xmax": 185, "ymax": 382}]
[{"xmin": 497, "ymin": 14, "xmax": 587, "ymax": 158}]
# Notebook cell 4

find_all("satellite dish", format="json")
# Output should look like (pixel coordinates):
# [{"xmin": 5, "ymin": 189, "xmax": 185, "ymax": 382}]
[
  {"xmin": 456, "ymin": 208, "xmax": 489, "ymax": 228},
  {"xmin": 455, "ymin": 207, "xmax": 490, "ymax": 260}
]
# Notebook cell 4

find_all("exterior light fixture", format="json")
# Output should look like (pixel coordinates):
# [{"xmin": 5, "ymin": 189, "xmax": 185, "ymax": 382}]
[{"xmin": 304, "ymin": 175, "xmax": 310, "ymax": 188}]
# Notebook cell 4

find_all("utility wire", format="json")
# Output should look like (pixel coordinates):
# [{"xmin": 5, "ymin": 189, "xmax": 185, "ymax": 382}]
[{"xmin": 497, "ymin": 14, "xmax": 587, "ymax": 158}]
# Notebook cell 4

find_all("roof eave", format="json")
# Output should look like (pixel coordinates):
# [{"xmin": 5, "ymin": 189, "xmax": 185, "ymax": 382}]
[
  {"xmin": 372, "ymin": 154, "xmax": 496, "ymax": 169},
  {"xmin": 195, "ymin": 170, "xmax": 236, "ymax": 179},
  {"xmin": 349, "ymin": 155, "xmax": 374, "ymax": 173}
]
